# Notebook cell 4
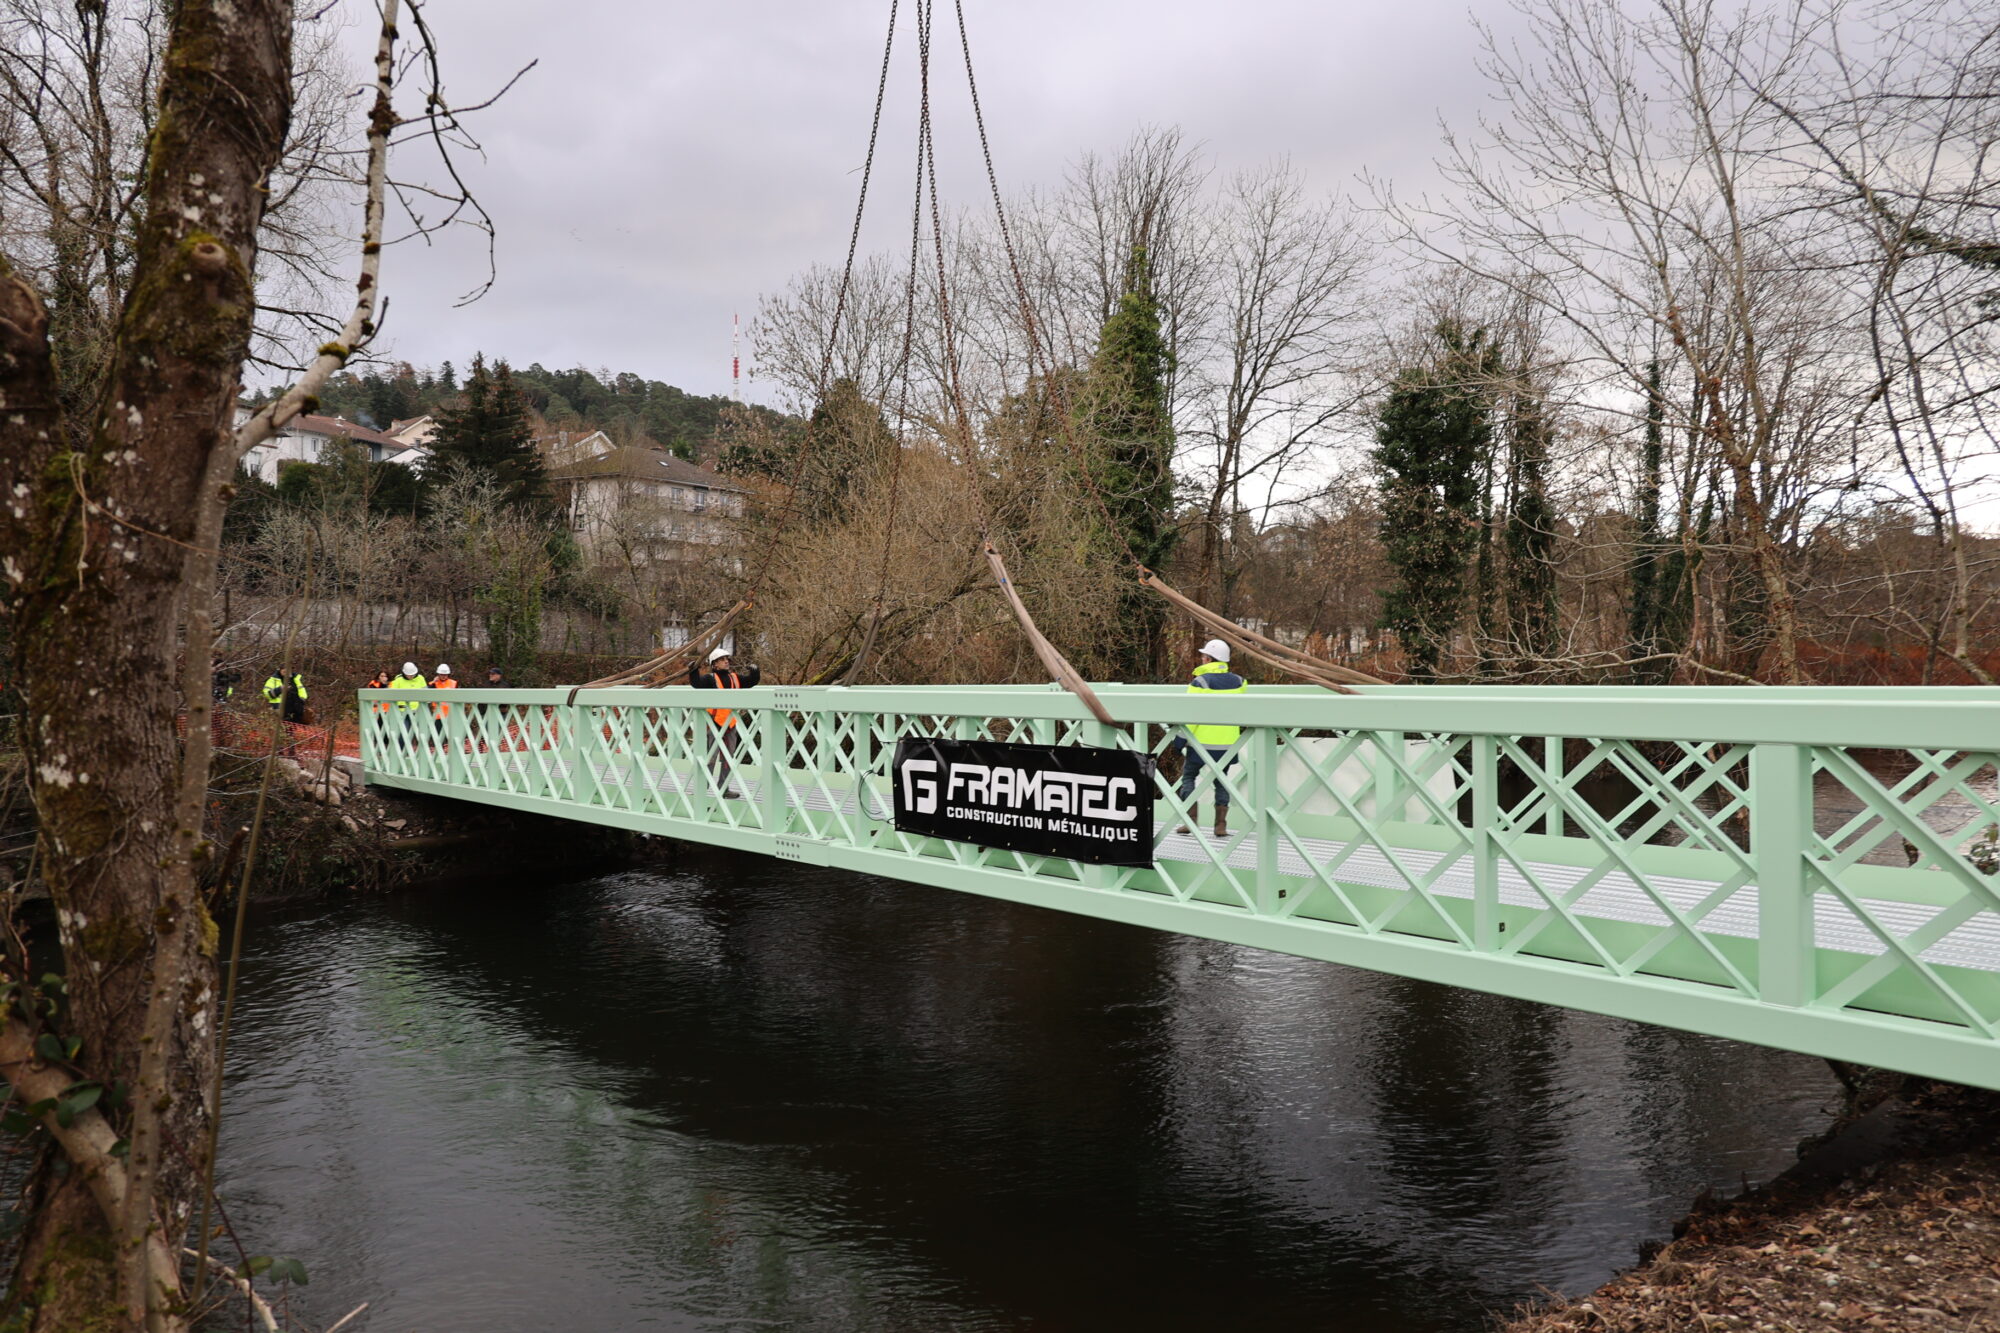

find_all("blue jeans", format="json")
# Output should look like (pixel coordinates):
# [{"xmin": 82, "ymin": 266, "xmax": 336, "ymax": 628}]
[{"xmin": 1176, "ymin": 743, "xmax": 1234, "ymax": 810}]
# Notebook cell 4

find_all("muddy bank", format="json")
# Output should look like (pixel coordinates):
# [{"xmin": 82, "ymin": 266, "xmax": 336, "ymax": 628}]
[
  {"xmin": 0, "ymin": 750, "xmax": 636, "ymax": 903},
  {"xmin": 1499, "ymin": 1080, "xmax": 2000, "ymax": 1332},
  {"xmin": 215, "ymin": 773, "xmax": 640, "ymax": 900}
]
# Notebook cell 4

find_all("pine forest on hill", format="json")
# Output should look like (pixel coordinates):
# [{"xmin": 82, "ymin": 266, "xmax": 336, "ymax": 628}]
[{"xmin": 312, "ymin": 359, "xmax": 795, "ymax": 460}]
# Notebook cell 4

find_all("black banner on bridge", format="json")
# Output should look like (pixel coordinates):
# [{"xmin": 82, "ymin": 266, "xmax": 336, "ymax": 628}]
[{"xmin": 892, "ymin": 736, "xmax": 1157, "ymax": 868}]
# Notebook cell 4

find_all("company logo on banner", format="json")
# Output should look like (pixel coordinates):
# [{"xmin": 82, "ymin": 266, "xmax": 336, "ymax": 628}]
[{"xmin": 892, "ymin": 736, "xmax": 1157, "ymax": 868}]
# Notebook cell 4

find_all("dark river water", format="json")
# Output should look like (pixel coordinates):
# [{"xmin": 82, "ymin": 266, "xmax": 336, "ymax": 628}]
[{"xmin": 217, "ymin": 850, "xmax": 1838, "ymax": 1332}]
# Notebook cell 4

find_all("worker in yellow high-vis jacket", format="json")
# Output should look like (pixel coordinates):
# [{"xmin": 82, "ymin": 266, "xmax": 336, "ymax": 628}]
[
  {"xmin": 387, "ymin": 661, "xmax": 427, "ymax": 750},
  {"xmin": 1172, "ymin": 638, "xmax": 1246, "ymax": 839}
]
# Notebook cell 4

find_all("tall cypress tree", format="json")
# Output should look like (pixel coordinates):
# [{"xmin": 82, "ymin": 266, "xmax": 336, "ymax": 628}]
[
  {"xmin": 1504, "ymin": 387, "xmax": 1559, "ymax": 666},
  {"xmin": 1626, "ymin": 360, "xmax": 1701, "ymax": 683},
  {"xmin": 1473, "ymin": 436, "xmax": 1501, "ymax": 677},
  {"xmin": 1373, "ymin": 321, "xmax": 1495, "ymax": 681},
  {"xmin": 1083, "ymin": 245, "xmax": 1177, "ymax": 680},
  {"xmin": 429, "ymin": 352, "xmax": 549, "ymax": 513}
]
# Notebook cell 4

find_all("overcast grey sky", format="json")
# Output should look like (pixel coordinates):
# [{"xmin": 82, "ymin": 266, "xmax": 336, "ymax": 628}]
[{"xmin": 354, "ymin": 0, "xmax": 1496, "ymax": 400}]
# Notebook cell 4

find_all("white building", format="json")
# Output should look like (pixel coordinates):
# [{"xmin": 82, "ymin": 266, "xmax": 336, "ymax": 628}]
[
  {"xmin": 547, "ymin": 436, "xmax": 747, "ymax": 561},
  {"xmin": 387, "ymin": 415, "xmax": 439, "ymax": 453},
  {"xmin": 243, "ymin": 413, "xmax": 428, "ymax": 485}
]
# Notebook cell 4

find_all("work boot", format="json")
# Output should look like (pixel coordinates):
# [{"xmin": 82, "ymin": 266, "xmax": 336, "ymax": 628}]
[{"xmin": 1213, "ymin": 809, "xmax": 1229, "ymax": 839}]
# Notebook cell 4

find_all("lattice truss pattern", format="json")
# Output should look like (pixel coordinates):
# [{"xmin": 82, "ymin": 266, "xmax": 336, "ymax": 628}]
[{"xmin": 360, "ymin": 697, "xmax": 2000, "ymax": 1043}]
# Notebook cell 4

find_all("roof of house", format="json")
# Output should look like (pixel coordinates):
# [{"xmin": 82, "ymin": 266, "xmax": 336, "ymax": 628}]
[
  {"xmin": 278, "ymin": 414, "xmax": 405, "ymax": 450},
  {"xmin": 388, "ymin": 415, "xmax": 435, "ymax": 434},
  {"xmin": 536, "ymin": 428, "xmax": 612, "ymax": 448},
  {"xmin": 548, "ymin": 445, "xmax": 745, "ymax": 492}
]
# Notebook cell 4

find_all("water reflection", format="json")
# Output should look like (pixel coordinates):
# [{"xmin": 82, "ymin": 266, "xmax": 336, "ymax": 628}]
[{"xmin": 219, "ymin": 852, "xmax": 1835, "ymax": 1331}]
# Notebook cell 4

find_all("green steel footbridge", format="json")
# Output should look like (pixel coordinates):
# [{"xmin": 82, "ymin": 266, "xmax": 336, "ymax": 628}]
[{"xmin": 360, "ymin": 683, "xmax": 2000, "ymax": 1090}]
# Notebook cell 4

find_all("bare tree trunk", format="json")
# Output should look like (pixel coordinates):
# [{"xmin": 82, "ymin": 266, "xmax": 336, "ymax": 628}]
[{"xmin": 1667, "ymin": 302, "xmax": 1808, "ymax": 683}]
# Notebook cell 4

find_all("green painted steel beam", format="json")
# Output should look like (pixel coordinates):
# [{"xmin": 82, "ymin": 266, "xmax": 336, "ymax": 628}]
[{"xmin": 520, "ymin": 684, "xmax": 2000, "ymax": 750}]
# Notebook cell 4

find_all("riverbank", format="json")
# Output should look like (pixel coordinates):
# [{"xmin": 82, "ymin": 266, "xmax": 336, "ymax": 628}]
[
  {"xmin": 1499, "ymin": 1079, "xmax": 2000, "ymax": 1331},
  {"xmin": 218, "ymin": 772, "xmax": 641, "ymax": 899},
  {"xmin": 0, "ymin": 746, "xmax": 636, "ymax": 902}
]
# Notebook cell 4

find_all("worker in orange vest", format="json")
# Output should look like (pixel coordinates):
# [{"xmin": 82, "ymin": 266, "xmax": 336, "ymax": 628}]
[
  {"xmin": 688, "ymin": 647, "xmax": 760, "ymax": 798},
  {"xmin": 428, "ymin": 663, "xmax": 459, "ymax": 744}
]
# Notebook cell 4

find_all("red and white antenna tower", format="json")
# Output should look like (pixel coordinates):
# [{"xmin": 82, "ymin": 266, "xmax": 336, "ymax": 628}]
[{"xmin": 731, "ymin": 312, "xmax": 741, "ymax": 402}]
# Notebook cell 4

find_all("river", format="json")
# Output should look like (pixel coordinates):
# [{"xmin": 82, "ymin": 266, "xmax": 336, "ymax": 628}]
[{"xmin": 217, "ymin": 849, "xmax": 1838, "ymax": 1331}]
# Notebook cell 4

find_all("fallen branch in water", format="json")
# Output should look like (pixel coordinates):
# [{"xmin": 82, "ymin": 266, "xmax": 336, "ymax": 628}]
[{"xmin": 182, "ymin": 1249, "xmax": 279, "ymax": 1333}]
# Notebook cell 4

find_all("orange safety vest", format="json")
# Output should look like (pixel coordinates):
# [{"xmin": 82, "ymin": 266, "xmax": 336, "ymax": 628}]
[
  {"xmin": 429, "ymin": 675, "xmax": 459, "ymax": 716},
  {"xmin": 365, "ymin": 675, "xmax": 389, "ymax": 712},
  {"xmin": 707, "ymin": 668, "xmax": 744, "ymax": 729}
]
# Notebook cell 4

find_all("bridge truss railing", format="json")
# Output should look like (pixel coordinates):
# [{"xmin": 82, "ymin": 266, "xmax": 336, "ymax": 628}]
[{"xmin": 360, "ymin": 684, "xmax": 2000, "ymax": 1088}]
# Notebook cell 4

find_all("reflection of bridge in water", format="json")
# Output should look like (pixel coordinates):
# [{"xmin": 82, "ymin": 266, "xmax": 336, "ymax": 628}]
[{"xmin": 361, "ymin": 683, "xmax": 2000, "ymax": 1089}]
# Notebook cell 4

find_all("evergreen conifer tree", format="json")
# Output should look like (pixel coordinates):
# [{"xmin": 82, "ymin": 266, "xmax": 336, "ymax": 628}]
[
  {"xmin": 429, "ymin": 352, "xmax": 549, "ymax": 514},
  {"xmin": 1083, "ymin": 245, "xmax": 1177, "ymax": 680},
  {"xmin": 365, "ymin": 371, "xmax": 413, "ymax": 431},
  {"xmin": 1472, "ymin": 441, "xmax": 1500, "ymax": 677},
  {"xmin": 1373, "ymin": 322, "xmax": 1496, "ymax": 680},
  {"xmin": 1627, "ymin": 361, "xmax": 1700, "ymax": 682},
  {"xmin": 1503, "ymin": 388, "xmax": 1559, "ymax": 665},
  {"xmin": 800, "ymin": 377, "xmax": 896, "ymax": 525},
  {"xmin": 1627, "ymin": 360, "xmax": 1668, "ymax": 678}
]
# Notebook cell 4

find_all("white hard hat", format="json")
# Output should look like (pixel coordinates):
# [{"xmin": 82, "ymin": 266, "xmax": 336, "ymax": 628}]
[
  {"xmin": 435, "ymin": 663, "xmax": 451, "ymax": 675},
  {"xmin": 402, "ymin": 662, "xmax": 418, "ymax": 676},
  {"xmin": 707, "ymin": 646, "xmax": 732, "ymax": 662},
  {"xmin": 1200, "ymin": 638, "xmax": 1232, "ymax": 663}
]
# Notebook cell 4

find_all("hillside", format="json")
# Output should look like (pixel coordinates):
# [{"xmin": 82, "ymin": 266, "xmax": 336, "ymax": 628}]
[{"xmin": 312, "ymin": 359, "xmax": 795, "ymax": 461}]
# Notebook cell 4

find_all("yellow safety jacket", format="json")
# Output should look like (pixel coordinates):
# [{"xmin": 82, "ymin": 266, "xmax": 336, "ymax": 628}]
[
  {"xmin": 265, "ymin": 673, "xmax": 308, "ymax": 705},
  {"xmin": 387, "ymin": 674, "xmax": 426, "ymax": 709},
  {"xmin": 1186, "ymin": 661, "xmax": 1246, "ymax": 747}
]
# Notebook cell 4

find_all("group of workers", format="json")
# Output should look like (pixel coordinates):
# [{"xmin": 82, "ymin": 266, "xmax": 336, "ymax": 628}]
[
  {"xmin": 363, "ymin": 662, "xmax": 507, "ymax": 698},
  {"xmin": 208, "ymin": 667, "xmax": 308, "ymax": 723},
  {"xmin": 364, "ymin": 662, "xmax": 509, "ymax": 747},
  {"xmin": 342, "ymin": 636, "xmax": 1241, "ymax": 832},
  {"xmin": 209, "ymin": 664, "xmax": 312, "ymax": 726}
]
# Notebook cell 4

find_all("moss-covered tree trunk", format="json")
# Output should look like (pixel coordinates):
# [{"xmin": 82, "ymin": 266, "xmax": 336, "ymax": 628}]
[
  {"xmin": 1503, "ymin": 389, "xmax": 1559, "ymax": 669},
  {"xmin": 0, "ymin": 2, "xmax": 294, "ymax": 1327}
]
